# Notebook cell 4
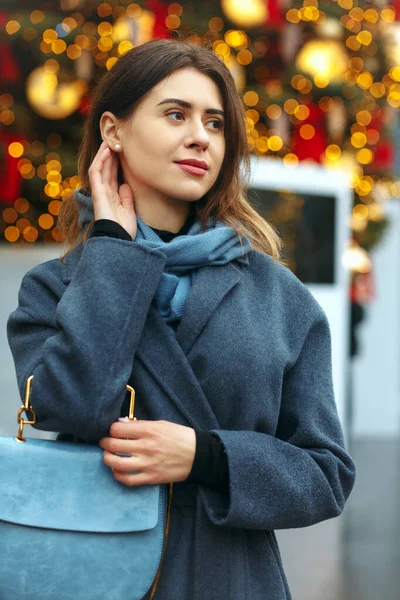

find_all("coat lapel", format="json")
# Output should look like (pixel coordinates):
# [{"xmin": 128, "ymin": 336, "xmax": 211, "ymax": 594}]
[
  {"xmin": 175, "ymin": 261, "xmax": 246, "ymax": 355},
  {"xmin": 136, "ymin": 261, "xmax": 246, "ymax": 430},
  {"xmin": 61, "ymin": 245, "xmax": 248, "ymax": 431}
]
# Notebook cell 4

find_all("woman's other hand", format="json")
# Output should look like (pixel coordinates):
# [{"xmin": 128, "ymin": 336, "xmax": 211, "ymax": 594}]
[
  {"xmin": 98, "ymin": 420, "xmax": 197, "ymax": 486},
  {"xmin": 88, "ymin": 140, "xmax": 137, "ymax": 240}
]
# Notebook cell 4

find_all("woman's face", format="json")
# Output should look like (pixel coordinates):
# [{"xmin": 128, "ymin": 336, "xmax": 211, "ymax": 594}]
[{"xmin": 101, "ymin": 67, "xmax": 226, "ymax": 206}]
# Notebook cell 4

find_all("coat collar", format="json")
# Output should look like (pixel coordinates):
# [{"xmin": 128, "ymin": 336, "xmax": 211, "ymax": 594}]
[{"xmin": 61, "ymin": 243, "xmax": 249, "ymax": 430}]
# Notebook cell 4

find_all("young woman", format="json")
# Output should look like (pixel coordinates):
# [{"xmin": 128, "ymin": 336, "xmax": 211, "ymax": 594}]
[{"xmin": 7, "ymin": 38, "xmax": 356, "ymax": 599}]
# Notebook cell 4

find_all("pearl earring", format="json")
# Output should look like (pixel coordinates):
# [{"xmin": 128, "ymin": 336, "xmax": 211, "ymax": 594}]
[{"xmin": 115, "ymin": 143, "xmax": 121, "ymax": 151}]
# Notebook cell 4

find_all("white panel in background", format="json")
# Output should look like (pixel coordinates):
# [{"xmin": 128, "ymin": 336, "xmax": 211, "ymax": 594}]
[
  {"xmin": 249, "ymin": 156, "xmax": 352, "ymax": 434},
  {"xmin": 352, "ymin": 200, "xmax": 400, "ymax": 437}
]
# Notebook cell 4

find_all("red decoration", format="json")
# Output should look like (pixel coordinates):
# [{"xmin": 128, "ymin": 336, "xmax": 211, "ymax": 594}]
[
  {"xmin": 78, "ymin": 95, "xmax": 92, "ymax": 117},
  {"xmin": 351, "ymin": 269, "xmax": 376, "ymax": 304},
  {"xmin": 394, "ymin": 0, "xmax": 400, "ymax": 20},
  {"xmin": 367, "ymin": 116, "xmax": 395, "ymax": 172},
  {"xmin": 0, "ymin": 43, "xmax": 20, "ymax": 83},
  {"xmin": 0, "ymin": 13, "xmax": 21, "ymax": 82},
  {"xmin": 146, "ymin": 0, "xmax": 169, "ymax": 39},
  {"xmin": 291, "ymin": 103, "xmax": 327, "ymax": 163},
  {"xmin": 0, "ymin": 132, "xmax": 24, "ymax": 205},
  {"xmin": 374, "ymin": 139, "xmax": 395, "ymax": 171},
  {"xmin": 266, "ymin": 0, "xmax": 285, "ymax": 28}
]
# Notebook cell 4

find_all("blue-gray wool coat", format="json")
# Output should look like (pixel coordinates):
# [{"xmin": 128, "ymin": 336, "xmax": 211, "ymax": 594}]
[{"xmin": 7, "ymin": 236, "xmax": 356, "ymax": 599}]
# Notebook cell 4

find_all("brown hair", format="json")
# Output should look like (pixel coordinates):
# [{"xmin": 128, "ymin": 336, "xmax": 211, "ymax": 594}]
[{"xmin": 58, "ymin": 37, "xmax": 282, "ymax": 261}]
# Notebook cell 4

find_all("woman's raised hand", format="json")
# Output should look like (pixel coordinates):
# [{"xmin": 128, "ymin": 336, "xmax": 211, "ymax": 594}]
[
  {"xmin": 98, "ymin": 420, "xmax": 197, "ymax": 487},
  {"xmin": 88, "ymin": 140, "xmax": 137, "ymax": 240}
]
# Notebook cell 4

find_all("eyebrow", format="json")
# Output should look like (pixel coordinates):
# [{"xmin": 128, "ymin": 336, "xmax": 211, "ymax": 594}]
[{"xmin": 156, "ymin": 98, "xmax": 225, "ymax": 118}]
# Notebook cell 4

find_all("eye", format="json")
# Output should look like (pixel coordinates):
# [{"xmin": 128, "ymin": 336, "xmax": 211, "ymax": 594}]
[
  {"xmin": 167, "ymin": 110, "xmax": 185, "ymax": 121},
  {"xmin": 167, "ymin": 111, "xmax": 224, "ymax": 131},
  {"xmin": 209, "ymin": 119, "xmax": 224, "ymax": 130}
]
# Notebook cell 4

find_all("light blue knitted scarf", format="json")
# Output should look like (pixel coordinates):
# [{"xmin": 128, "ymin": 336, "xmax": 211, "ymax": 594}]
[{"xmin": 76, "ymin": 188, "xmax": 252, "ymax": 328}]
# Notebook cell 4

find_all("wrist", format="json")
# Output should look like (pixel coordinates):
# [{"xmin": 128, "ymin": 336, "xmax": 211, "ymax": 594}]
[{"xmin": 91, "ymin": 219, "xmax": 133, "ymax": 241}]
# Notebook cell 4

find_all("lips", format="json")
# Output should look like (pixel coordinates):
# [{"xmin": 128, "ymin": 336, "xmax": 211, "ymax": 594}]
[
  {"xmin": 176, "ymin": 163, "xmax": 208, "ymax": 177},
  {"xmin": 175, "ymin": 159, "xmax": 208, "ymax": 170}
]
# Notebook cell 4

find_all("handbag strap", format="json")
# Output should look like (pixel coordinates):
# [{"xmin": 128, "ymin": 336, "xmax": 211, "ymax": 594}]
[
  {"xmin": 149, "ymin": 481, "xmax": 174, "ymax": 599},
  {"xmin": 124, "ymin": 387, "xmax": 174, "ymax": 598}
]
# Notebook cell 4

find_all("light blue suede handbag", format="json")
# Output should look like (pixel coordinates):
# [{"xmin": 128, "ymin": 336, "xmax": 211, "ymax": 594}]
[{"xmin": 0, "ymin": 375, "xmax": 172, "ymax": 600}]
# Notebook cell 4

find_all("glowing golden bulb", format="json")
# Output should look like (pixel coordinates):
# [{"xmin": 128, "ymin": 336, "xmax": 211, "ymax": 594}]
[
  {"xmin": 343, "ymin": 241, "xmax": 371, "ymax": 273},
  {"xmin": 296, "ymin": 40, "xmax": 348, "ymax": 83},
  {"xmin": 221, "ymin": 0, "xmax": 267, "ymax": 28},
  {"xmin": 26, "ymin": 66, "xmax": 87, "ymax": 119}
]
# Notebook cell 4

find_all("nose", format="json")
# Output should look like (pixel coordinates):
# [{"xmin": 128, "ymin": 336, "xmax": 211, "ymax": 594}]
[{"xmin": 184, "ymin": 118, "xmax": 210, "ymax": 150}]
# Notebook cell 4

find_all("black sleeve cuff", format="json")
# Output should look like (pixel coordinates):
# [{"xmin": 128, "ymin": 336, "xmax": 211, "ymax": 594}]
[
  {"xmin": 186, "ymin": 430, "xmax": 229, "ymax": 495},
  {"xmin": 90, "ymin": 219, "xmax": 133, "ymax": 241}
]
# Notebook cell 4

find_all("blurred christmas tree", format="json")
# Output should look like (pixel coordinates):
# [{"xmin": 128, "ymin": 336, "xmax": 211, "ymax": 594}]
[{"xmin": 1, "ymin": 0, "xmax": 399, "ymax": 269}]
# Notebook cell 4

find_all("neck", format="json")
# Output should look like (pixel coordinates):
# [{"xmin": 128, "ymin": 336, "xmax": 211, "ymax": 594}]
[
  {"xmin": 124, "ymin": 183, "xmax": 193, "ymax": 233},
  {"xmin": 137, "ymin": 200, "xmax": 192, "ymax": 233}
]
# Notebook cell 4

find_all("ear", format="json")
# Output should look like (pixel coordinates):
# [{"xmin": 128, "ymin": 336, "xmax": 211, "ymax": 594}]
[{"xmin": 99, "ymin": 111, "xmax": 122, "ymax": 149}]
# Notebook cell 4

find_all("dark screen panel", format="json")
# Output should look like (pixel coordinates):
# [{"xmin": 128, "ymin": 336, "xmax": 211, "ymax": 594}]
[{"xmin": 249, "ymin": 188, "xmax": 336, "ymax": 284}]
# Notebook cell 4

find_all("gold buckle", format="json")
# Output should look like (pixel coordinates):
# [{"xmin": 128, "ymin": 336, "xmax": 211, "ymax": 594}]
[{"xmin": 15, "ymin": 375, "xmax": 36, "ymax": 443}]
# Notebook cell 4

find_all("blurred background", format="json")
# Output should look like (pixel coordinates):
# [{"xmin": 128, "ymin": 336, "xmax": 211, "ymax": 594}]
[{"xmin": 1, "ymin": 0, "xmax": 400, "ymax": 598}]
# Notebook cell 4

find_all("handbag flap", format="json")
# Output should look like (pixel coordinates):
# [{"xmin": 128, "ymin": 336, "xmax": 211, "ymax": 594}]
[{"xmin": 0, "ymin": 437, "xmax": 163, "ymax": 534}]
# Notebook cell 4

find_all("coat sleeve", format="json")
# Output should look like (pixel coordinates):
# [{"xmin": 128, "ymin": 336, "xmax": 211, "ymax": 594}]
[
  {"xmin": 7, "ymin": 237, "xmax": 167, "ymax": 442},
  {"xmin": 199, "ymin": 307, "xmax": 356, "ymax": 530}
]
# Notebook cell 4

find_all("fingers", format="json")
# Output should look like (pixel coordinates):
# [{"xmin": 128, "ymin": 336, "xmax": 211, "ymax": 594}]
[
  {"xmin": 98, "ymin": 141, "xmax": 119, "ymax": 195},
  {"xmin": 90, "ymin": 141, "xmax": 127, "ymax": 202},
  {"xmin": 88, "ymin": 141, "xmax": 110, "ymax": 190},
  {"xmin": 119, "ymin": 183, "xmax": 135, "ymax": 211},
  {"xmin": 109, "ymin": 420, "xmax": 150, "ymax": 438},
  {"xmin": 103, "ymin": 450, "xmax": 156, "ymax": 485},
  {"xmin": 99, "ymin": 436, "xmax": 141, "ymax": 453},
  {"xmin": 111, "ymin": 150, "xmax": 119, "ymax": 195},
  {"xmin": 113, "ymin": 471, "xmax": 153, "ymax": 486},
  {"xmin": 103, "ymin": 450, "xmax": 143, "ymax": 472},
  {"xmin": 102, "ymin": 145, "xmax": 113, "ymax": 194},
  {"xmin": 92, "ymin": 141, "xmax": 110, "ymax": 169}
]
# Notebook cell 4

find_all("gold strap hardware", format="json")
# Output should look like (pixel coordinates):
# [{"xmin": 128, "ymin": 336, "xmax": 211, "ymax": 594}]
[
  {"xmin": 15, "ymin": 375, "xmax": 36, "ymax": 443},
  {"xmin": 15, "ymin": 380, "xmax": 137, "ymax": 442},
  {"xmin": 125, "ymin": 384, "xmax": 137, "ymax": 420}
]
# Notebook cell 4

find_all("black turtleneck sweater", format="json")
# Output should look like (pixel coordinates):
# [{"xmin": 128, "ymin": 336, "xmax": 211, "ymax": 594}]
[{"xmin": 89, "ymin": 214, "xmax": 229, "ymax": 495}]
